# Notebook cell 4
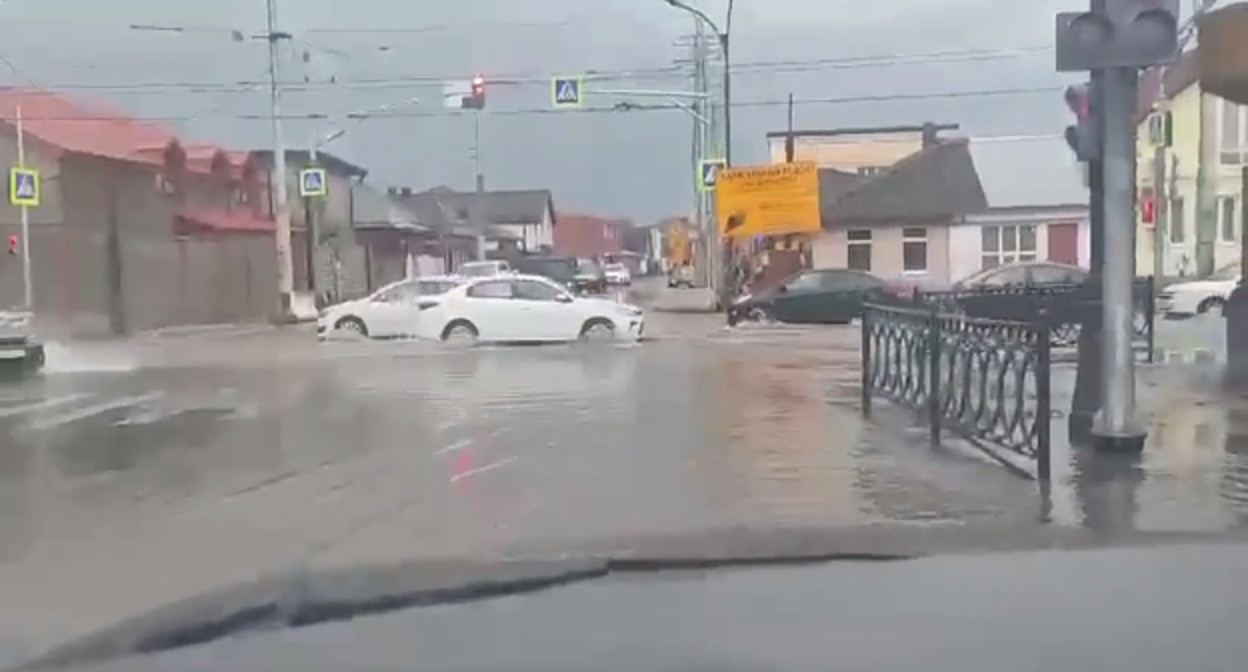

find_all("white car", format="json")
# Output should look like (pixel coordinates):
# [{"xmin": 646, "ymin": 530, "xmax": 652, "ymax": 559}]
[
  {"xmin": 418, "ymin": 274, "xmax": 645, "ymax": 344},
  {"xmin": 317, "ymin": 276, "xmax": 464, "ymax": 339},
  {"xmin": 603, "ymin": 263, "xmax": 632, "ymax": 286},
  {"xmin": 457, "ymin": 260, "xmax": 513, "ymax": 278},
  {"xmin": 1158, "ymin": 262, "xmax": 1240, "ymax": 318},
  {"xmin": 0, "ymin": 310, "xmax": 43, "ymax": 374}
]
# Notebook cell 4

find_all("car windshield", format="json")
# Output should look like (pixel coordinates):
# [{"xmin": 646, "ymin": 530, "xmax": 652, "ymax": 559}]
[{"xmin": 13, "ymin": 2, "xmax": 1246, "ymax": 668}]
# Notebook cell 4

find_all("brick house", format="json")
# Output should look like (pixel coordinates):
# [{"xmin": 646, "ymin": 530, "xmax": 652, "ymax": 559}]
[
  {"xmin": 250, "ymin": 149, "xmax": 372, "ymax": 303},
  {"xmin": 552, "ymin": 213, "xmax": 630, "ymax": 257},
  {"xmin": 0, "ymin": 88, "xmax": 282, "ymax": 335}
]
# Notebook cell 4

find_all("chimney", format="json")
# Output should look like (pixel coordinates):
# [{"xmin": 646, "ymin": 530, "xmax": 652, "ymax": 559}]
[{"xmin": 400, "ymin": 187, "xmax": 412, "ymax": 196}]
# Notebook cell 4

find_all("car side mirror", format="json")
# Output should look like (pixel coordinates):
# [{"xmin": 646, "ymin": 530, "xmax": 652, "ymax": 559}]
[{"xmin": 556, "ymin": 294, "xmax": 574, "ymax": 303}]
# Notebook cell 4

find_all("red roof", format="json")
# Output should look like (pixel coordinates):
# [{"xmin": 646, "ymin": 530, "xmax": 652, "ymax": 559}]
[
  {"xmin": 175, "ymin": 208, "xmax": 275, "ymax": 234},
  {"xmin": 0, "ymin": 88, "xmax": 250, "ymax": 177}
]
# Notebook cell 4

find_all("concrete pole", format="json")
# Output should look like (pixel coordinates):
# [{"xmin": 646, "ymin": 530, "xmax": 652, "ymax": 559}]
[
  {"xmin": 15, "ymin": 106, "xmax": 32, "ymax": 310},
  {"xmin": 1195, "ymin": 91, "xmax": 1219, "ymax": 277},
  {"xmin": 473, "ymin": 110, "xmax": 486, "ymax": 260},
  {"xmin": 1152, "ymin": 141, "xmax": 1168, "ymax": 282},
  {"xmin": 266, "ymin": 0, "xmax": 295, "ymax": 318},
  {"xmin": 1094, "ymin": 66, "xmax": 1145, "ymax": 452}
]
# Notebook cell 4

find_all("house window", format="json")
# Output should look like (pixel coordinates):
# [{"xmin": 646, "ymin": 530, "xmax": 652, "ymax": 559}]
[
  {"xmin": 1170, "ymin": 197, "xmax": 1185, "ymax": 243},
  {"xmin": 847, "ymin": 229, "xmax": 872, "ymax": 271},
  {"xmin": 980, "ymin": 224, "xmax": 1037, "ymax": 269},
  {"xmin": 1220, "ymin": 99, "xmax": 1248, "ymax": 165},
  {"xmin": 1221, "ymin": 196, "xmax": 1238, "ymax": 243},
  {"xmin": 856, "ymin": 166, "xmax": 883, "ymax": 177},
  {"xmin": 902, "ymin": 227, "xmax": 927, "ymax": 273}
]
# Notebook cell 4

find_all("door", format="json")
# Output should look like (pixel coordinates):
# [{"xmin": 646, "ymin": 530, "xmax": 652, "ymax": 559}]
[
  {"xmin": 773, "ymin": 271, "xmax": 834, "ymax": 323},
  {"xmin": 365, "ymin": 282, "xmax": 420, "ymax": 337},
  {"xmin": 461, "ymin": 280, "xmax": 521, "ymax": 340},
  {"xmin": 1047, "ymin": 222, "xmax": 1079, "ymax": 265},
  {"xmin": 511, "ymin": 279, "xmax": 579, "ymax": 341}
]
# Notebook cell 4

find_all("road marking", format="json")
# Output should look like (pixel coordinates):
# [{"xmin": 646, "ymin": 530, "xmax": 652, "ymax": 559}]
[
  {"xmin": 449, "ymin": 456, "xmax": 517, "ymax": 483},
  {"xmin": 25, "ymin": 393, "xmax": 162, "ymax": 430},
  {"xmin": 0, "ymin": 394, "xmax": 89, "ymax": 419},
  {"xmin": 434, "ymin": 438, "xmax": 472, "ymax": 456}
]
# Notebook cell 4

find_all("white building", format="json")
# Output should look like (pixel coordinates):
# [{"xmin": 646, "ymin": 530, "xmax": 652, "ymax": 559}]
[{"xmin": 949, "ymin": 137, "xmax": 1091, "ymax": 283}]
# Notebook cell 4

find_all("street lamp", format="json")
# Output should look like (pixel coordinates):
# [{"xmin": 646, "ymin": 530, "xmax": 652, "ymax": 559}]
[{"xmin": 662, "ymin": 0, "xmax": 733, "ymax": 166}]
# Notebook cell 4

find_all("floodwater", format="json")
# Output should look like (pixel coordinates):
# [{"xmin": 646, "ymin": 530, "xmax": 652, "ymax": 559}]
[{"xmin": 0, "ymin": 305, "xmax": 1243, "ymax": 663}]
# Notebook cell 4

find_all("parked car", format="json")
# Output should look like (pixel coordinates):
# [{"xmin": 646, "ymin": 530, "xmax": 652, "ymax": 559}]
[
  {"xmin": 953, "ymin": 261, "xmax": 1087, "ymax": 291},
  {"xmin": 418, "ymin": 275, "xmax": 645, "ymax": 344},
  {"xmin": 1158, "ymin": 261, "xmax": 1240, "ymax": 318},
  {"xmin": 667, "ymin": 264, "xmax": 696, "ymax": 288},
  {"xmin": 603, "ymin": 262, "xmax": 632, "ymax": 286},
  {"xmin": 317, "ymin": 276, "xmax": 465, "ymax": 339},
  {"xmin": 728, "ymin": 268, "xmax": 891, "ymax": 325},
  {"xmin": 574, "ymin": 258, "xmax": 609, "ymax": 294},
  {"xmin": 0, "ymin": 310, "xmax": 44, "ymax": 377},
  {"xmin": 458, "ymin": 260, "xmax": 512, "ymax": 278}
]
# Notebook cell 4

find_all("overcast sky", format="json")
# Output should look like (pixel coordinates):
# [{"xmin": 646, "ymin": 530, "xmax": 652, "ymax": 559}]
[{"xmin": 0, "ymin": 0, "xmax": 1112, "ymax": 222}]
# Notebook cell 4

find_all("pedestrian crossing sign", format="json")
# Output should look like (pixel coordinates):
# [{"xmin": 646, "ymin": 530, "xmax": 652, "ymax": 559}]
[
  {"xmin": 551, "ymin": 76, "xmax": 584, "ymax": 108},
  {"xmin": 698, "ymin": 158, "xmax": 726, "ymax": 192},
  {"xmin": 300, "ymin": 168, "xmax": 327, "ymax": 198},
  {"xmin": 9, "ymin": 167, "xmax": 39, "ymax": 207}
]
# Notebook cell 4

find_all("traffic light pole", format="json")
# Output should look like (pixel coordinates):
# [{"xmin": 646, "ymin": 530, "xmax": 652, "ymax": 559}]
[
  {"xmin": 1070, "ymin": 73, "xmax": 1103, "ymax": 441},
  {"xmin": 15, "ymin": 106, "xmax": 33, "ymax": 310},
  {"xmin": 1093, "ymin": 66, "xmax": 1146, "ymax": 452}
]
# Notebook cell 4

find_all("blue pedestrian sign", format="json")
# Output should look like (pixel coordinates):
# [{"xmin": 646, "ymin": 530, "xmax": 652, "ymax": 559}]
[
  {"xmin": 697, "ymin": 158, "xmax": 726, "ymax": 193},
  {"xmin": 299, "ymin": 167, "xmax": 327, "ymax": 198},
  {"xmin": 9, "ymin": 167, "xmax": 39, "ymax": 207},
  {"xmin": 551, "ymin": 76, "xmax": 584, "ymax": 108}
]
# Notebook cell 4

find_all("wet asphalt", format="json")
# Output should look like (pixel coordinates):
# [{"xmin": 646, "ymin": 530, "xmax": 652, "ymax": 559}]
[{"xmin": 0, "ymin": 282, "xmax": 1244, "ymax": 661}]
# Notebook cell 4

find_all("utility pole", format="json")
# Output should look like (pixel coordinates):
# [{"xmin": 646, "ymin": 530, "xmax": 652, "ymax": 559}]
[
  {"xmin": 692, "ymin": 20, "xmax": 710, "ymax": 287},
  {"xmin": 473, "ymin": 109, "xmax": 486, "ymax": 260},
  {"xmin": 1150, "ymin": 107, "xmax": 1170, "ymax": 282},
  {"xmin": 265, "ymin": 0, "xmax": 295, "ymax": 320},
  {"xmin": 15, "ymin": 106, "xmax": 32, "ymax": 309},
  {"xmin": 1196, "ymin": 90, "xmax": 1219, "ymax": 277}
]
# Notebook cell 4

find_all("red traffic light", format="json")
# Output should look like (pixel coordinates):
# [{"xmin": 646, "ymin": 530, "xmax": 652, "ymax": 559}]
[
  {"xmin": 1065, "ymin": 84, "xmax": 1090, "ymax": 118},
  {"xmin": 7, "ymin": 235, "xmax": 17, "ymax": 255},
  {"xmin": 471, "ymin": 75, "xmax": 485, "ymax": 97}
]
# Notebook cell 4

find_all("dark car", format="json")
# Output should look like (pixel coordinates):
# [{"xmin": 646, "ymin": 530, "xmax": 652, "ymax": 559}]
[
  {"xmin": 509, "ymin": 255, "xmax": 603, "ymax": 294},
  {"xmin": 574, "ymin": 258, "xmax": 608, "ymax": 295},
  {"xmin": 728, "ymin": 268, "xmax": 890, "ymax": 325},
  {"xmin": 953, "ymin": 261, "xmax": 1087, "ymax": 291}
]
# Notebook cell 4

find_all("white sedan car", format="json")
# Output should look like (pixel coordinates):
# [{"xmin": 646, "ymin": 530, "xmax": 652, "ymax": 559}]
[
  {"xmin": 1158, "ymin": 262, "xmax": 1240, "ymax": 318},
  {"xmin": 317, "ymin": 276, "xmax": 464, "ymax": 339},
  {"xmin": 603, "ymin": 262, "xmax": 632, "ymax": 286},
  {"xmin": 419, "ymin": 274, "xmax": 645, "ymax": 344}
]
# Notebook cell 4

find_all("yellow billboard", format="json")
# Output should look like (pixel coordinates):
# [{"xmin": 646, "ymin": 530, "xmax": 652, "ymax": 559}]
[{"xmin": 716, "ymin": 161, "xmax": 821, "ymax": 238}]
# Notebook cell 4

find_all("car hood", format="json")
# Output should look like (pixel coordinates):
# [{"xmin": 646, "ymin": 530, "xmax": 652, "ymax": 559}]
[
  {"xmin": 321, "ymin": 299, "xmax": 368, "ymax": 317},
  {"xmin": 580, "ymin": 297, "xmax": 641, "ymax": 314}
]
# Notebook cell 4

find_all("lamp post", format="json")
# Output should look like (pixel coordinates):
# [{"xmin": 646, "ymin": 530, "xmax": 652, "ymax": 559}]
[{"xmin": 662, "ymin": 0, "xmax": 735, "ymax": 312}]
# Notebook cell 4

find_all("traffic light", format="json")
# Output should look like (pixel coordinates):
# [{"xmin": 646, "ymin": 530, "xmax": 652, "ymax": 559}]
[
  {"xmin": 463, "ymin": 75, "xmax": 486, "ymax": 110},
  {"xmin": 1064, "ymin": 83, "xmax": 1100, "ymax": 161},
  {"xmin": 7, "ymin": 235, "xmax": 17, "ymax": 256},
  {"xmin": 1056, "ymin": 0, "xmax": 1180, "ymax": 71}
]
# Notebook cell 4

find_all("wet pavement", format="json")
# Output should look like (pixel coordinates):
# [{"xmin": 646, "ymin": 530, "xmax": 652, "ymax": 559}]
[{"xmin": 0, "ymin": 291, "xmax": 1245, "ymax": 662}]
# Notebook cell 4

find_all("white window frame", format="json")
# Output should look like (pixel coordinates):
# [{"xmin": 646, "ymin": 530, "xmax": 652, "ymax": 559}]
[
  {"xmin": 847, "ymin": 229, "xmax": 872, "ymax": 272},
  {"xmin": 902, "ymin": 227, "xmax": 928, "ymax": 274},
  {"xmin": 1220, "ymin": 195, "xmax": 1239, "ymax": 243},
  {"xmin": 1219, "ymin": 99, "xmax": 1248, "ymax": 165},
  {"xmin": 980, "ymin": 224, "xmax": 1037, "ymax": 269}
]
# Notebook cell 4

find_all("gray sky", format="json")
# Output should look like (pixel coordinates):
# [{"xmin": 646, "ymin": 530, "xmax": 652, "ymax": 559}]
[{"xmin": 0, "ymin": 0, "xmax": 1095, "ymax": 222}]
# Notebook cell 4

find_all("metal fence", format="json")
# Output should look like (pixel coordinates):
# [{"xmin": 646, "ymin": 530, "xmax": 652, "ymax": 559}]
[
  {"xmin": 916, "ymin": 277, "xmax": 1155, "ymax": 363},
  {"xmin": 861, "ymin": 304, "xmax": 1051, "ymax": 481}
]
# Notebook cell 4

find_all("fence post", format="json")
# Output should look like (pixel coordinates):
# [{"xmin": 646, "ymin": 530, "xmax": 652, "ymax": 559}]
[
  {"xmin": 861, "ymin": 307, "xmax": 872, "ymax": 417},
  {"xmin": 1036, "ymin": 310, "xmax": 1052, "ymax": 483},
  {"xmin": 927, "ymin": 309, "xmax": 941, "ymax": 447}
]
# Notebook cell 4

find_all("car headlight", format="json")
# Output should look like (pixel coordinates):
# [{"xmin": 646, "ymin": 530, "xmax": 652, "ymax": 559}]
[{"xmin": 733, "ymin": 294, "xmax": 752, "ymax": 305}]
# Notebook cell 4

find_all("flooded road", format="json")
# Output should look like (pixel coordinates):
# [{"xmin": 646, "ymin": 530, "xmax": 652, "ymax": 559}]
[{"xmin": 0, "ymin": 306, "xmax": 1244, "ymax": 660}]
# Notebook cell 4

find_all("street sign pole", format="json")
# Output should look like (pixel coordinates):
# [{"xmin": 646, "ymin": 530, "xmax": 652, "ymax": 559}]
[{"xmin": 16, "ymin": 105, "xmax": 32, "ymax": 309}]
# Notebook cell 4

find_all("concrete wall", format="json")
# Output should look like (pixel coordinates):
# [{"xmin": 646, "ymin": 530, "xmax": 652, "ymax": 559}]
[{"xmin": 812, "ymin": 220, "xmax": 951, "ymax": 282}]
